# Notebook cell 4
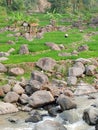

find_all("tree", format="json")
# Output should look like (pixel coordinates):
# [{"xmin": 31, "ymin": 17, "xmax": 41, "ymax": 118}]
[
  {"xmin": 6, "ymin": 0, "xmax": 12, "ymax": 6},
  {"xmin": 48, "ymin": 0, "xmax": 69, "ymax": 13}
]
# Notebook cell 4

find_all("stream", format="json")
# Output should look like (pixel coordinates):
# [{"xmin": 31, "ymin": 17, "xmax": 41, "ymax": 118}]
[{"xmin": 0, "ymin": 93, "xmax": 97, "ymax": 130}]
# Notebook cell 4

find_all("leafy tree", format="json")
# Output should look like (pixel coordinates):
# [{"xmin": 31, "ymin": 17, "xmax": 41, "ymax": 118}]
[{"xmin": 48, "ymin": 0, "xmax": 69, "ymax": 13}]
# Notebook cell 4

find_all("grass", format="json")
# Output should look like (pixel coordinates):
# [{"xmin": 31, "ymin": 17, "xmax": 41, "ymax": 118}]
[
  {"xmin": 1, "ymin": 15, "xmax": 98, "ymax": 89},
  {"xmin": 0, "ymin": 27, "xmax": 98, "ymax": 64},
  {"xmin": 0, "ymin": 13, "xmax": 98, "ymax": 84}
]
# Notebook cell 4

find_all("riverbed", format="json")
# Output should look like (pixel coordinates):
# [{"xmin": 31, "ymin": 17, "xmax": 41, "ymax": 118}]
[{"xmin": 0, "ymin": 93, "xmax": 98, "ymax": 130}]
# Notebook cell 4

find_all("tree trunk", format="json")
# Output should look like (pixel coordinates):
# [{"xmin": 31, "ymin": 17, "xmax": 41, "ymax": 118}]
[{"xmin": 6, "ymin": 0, "xmax": 12, "ymax": 6}]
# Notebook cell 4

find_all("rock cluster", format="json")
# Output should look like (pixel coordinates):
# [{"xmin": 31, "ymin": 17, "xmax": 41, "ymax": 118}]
[{"xmin": 0, "ymin": 57, "xmax": 98, "ymax": 129}]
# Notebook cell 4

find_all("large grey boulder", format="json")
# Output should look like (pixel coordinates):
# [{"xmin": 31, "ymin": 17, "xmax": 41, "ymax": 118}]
[
  {"xmin": 52, "ymin": 79, "xmax": 67, "ymax": 88},
  {"xmin": 4, "ymin": 91, "xmax": 19, "ymax": 103},
  {"xmin": 0, "ymin": 52, "xmax": 9, "ymax": 57},
  {"xmin": 25, "ymin": 80, "xmax": 42, "ymax": 95},
  {"xmin": 29, "ymin": 90, "xmax": 55, "ymax": 108},
  {"xmin": 75, "ymin": 58, "xmax": 91, "ymax": 64},
  {"xmin": 83, "ymin": 106, "xmax": 98, "ymax": 125},
  {"xmin": 19, "ymin": 94, "xmax": 29, "ymax": 105},
  {"xmin": 45, "ymin": 42, "xmax": 61, "ymax": 50},
  {"xmin": 67, "ymin": 76, "xmax": 77, "ymax": 86},
  {"xmin": 73, "ymin": 62, "xmax": 85, "ymax": 71},
  {"xmin": 57, "ymin": 94, "xmax": 77, "ymax": 111},
  {"xmin": 2, "ymin": 84, "xmax": 11, "ymax": 94},
  {"xmin": 85, "ymin": 65, "xmax": 96, "ymax": 76},
  {"xmin": 33, "ymin": 120, "xmax": 66, "ymax": 130},
  {"xmin": 68, "ymin": 67, "xmax": 84, "ymax": 77},
  {"xmin": 0, "ymin": 102, "xmax": 18, "ymax": 114},
  {"xmin": 58, "ymin": 110, "xmax": 80, "ymax": 124},
  {"xmin": 12, "ymin": 83, "xmax": 25, "ymax": 94},
  {"xmin": 74, "ymin": 81, "xmax": 97, "ymax": 96},
  {"xmin": 25, "ymin": 111, "xmax": 42, "ymax": 123},
  {"xmin": 19, "ymin": 44, "xmax": 29, "ymax": 54},
  {"xmin": 9, "ymin": 67, "xmax": 24, "ymax": 76},
  {"xmin": 28, "ymin": 80, "xmax": 42, "ymax": 91},
  {"xmin": 36, "ymin": 57, "xmax": 56, "ymax": 72},
  {"xmin": 0, "ymin": 63, "xmax": 7, "ymax": 73},
  {"xmin": 31, "ymin": 70, "xmax": 49, "ymax": 84}
]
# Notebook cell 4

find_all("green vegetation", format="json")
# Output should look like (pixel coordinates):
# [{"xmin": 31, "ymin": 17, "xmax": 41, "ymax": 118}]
[
  {"xmin": 0, "ymin": 26, "xmax": 98, "ymax": 65},
  {"xmin": 0, "ymin": 0, "xmax": 98, "ymax": 83}
]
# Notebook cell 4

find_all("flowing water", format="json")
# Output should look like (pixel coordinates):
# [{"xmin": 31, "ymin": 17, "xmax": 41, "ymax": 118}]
[{"xmin": 0, "ymin": 93, "xmax": 98, "ymax": 130}]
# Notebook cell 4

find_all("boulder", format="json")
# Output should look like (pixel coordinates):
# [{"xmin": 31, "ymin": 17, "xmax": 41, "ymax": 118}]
[
  {"xmin": 83, "ymin": 106, "xmax": 98, "ymax": 125},
  {"xmin": 72, "ymin": 21, "xmax": 82, "ymax": 28},
  {"xmin": 71, "ymin": 50, "xmax": 79, "ymax": 56},
  {"xmin": 85, "ymin": 65, "xmax": 96, "ymax": 76},
  {"xmin": 36, "ymin": 57, "xmax": 56, "ymax": 72},
  {"xmin": 58, "ymin": 52, "xmax": 71, "ymax": 57},
  {"xmin": 90, "ymin": 17, "xmax": 98, "ymax": 25},
  {"xmin": 9, "ymin": 67, "xmax": 24, "ymax": 76},
  {"xmin": 25, "ymin": 85, "xmax": 34, "ymax": 95},
  {"xmin": 25, "ymin": 80, "xmax": 42, "ymax": 95},
  {"xmin": 74, "ymin": 81, "xmax": 97, "ymax": 96},
  {"xmin": 4, "ymin": 91, "xmax": 19, "ymax": 103},
  {"xmin": 0, "ymin": 87, "xmax": 4, "ymax": 97},
  {"xmin": 67, "ymin": 76, "xmax": 77, "ymax": 86},
  {"xmin": 29, "ymin": 90, "xmax": 55, "ymax": 108},
  {"xmin": 14, "ymin": 32, "xmax": 21, "ymax": 37},
  {"xmin": 7, "ymin": 34, "xmax": 14, "ymax": 37},
  {"xmin": 33, "ymin": 120, "xmax": 66, "ymax": 130},
  {"xmin": 0, "ymin": 57, "xmax": 8, "ymax": 61},
  {"xmin": 36, "ymin": 32, "xmax": 44, "ymax": 39},
  {"xmin": 58, "ymin": 110, "xmax": 80, "ymax": 123},
  {"xmin": 23, "ymin": 33, "xmax": 33, "ymax": 41},
  {"xmin": 68, "ymin": 67, "xmax": 84, "ymax": 77},
  {"xmin": 48, "ymin": 106, "xmax": 61, "ymax": 117},
  {"xmin": 58, "ymin": 26, "xmax": 67, "ymax": 32},
  {"xmin": 78, "ymin": 45, "xmax": 89, "ymax": 52},
  {"xmin": 7, "ymin": 48, "xmax": 15, "ymax": 54},
  {"xmin": 19, "ymin": 44, "xmax": 29, "ymax": 54},
  {"xmin": 0, "ymin": 102, "xmax": 18, "ymax": 115},
  {"xmin": 73, "ymin": 62, "xmax": 85, "ymax": 71},
  {"xmin": 12, "ymin": 83, "xmax": 25, "ymax": 94},
  {"xmin": 0, "ymin": 52, "xmax": 9, "ymax": 57},
  {"xmin": 25, "ymin": 111, "xmax": 42, "ymax": 123},
  {"xmin": 19, "ymin": 94, "xmax": 29, "ymax": 105},
  {"xmin": 52, "ymin": 79, "xmax": 67, "ymax": 88},
  {"xmin": 59, "ymin": 44, "xmax": 65, "ymax": 50},
  {"xmin": 31, "ymin": 70, "xmax": 49, "ymax": 84},
  {"xmin": 7, "ymin": 40, "xmax": 15, "ymax": 45},
  {"xmin": 63, "ymin": 89, "xmax": 74, "ymax": 97},
  {"xmin": 0, "ymin": 63, "xmax": 7, "ymax": 73},
  {"xmin": 42, "ymin": 84, "xmax": 61, "ymax": 97},
  {"xmin": 45, "ymin": 42, "xmax": 61, "ymax": 50},
  {"xmin": 21, "ymin": 105, "xmax": 32, "ymax": 112},
  {"xmin": 2, "ymin": 84, "xmax": 11, "ymax": 94},
  {"xmin": 75, "ymin": 58, "xmax": 91, "ymax": 64},
  {"xmin": 57, "ymin": 94, "xmax": 77, "ymax": 111}
]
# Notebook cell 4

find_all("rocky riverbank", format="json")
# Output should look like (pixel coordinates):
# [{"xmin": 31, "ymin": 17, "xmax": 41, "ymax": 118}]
[
  {"xmin": 0, "ymin": 92, "xmax": 98, "ymax": 130},
  {"xmin": 0, "ymin": 57, "xmax": 98, "ymax": 129}
]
